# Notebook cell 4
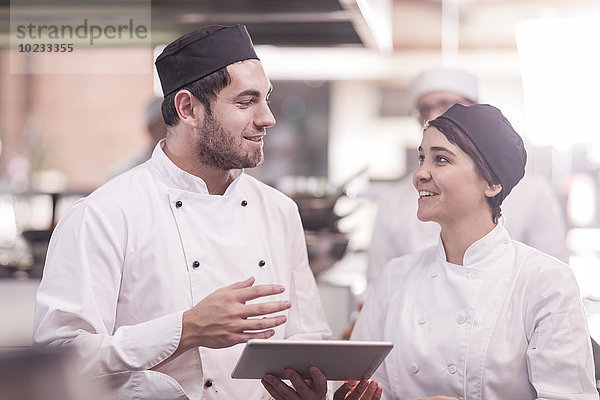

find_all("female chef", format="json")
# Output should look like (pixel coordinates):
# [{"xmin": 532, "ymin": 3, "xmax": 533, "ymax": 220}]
[{"xmin": 351, "ymin": 104, "xmax": 598, "ymax": 400}]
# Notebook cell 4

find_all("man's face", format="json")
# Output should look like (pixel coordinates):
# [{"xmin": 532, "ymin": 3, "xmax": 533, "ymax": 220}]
[
  {"xmin": 416, "ymin": 91, "xmax": 473, "ymax": 126},
  {"xmin": 195, "ymin": 59, "xmax": 276, "ymax": 171}
]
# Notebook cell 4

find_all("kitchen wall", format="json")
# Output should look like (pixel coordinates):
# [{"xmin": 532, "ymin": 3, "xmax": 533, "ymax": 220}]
[{"xmin": 0, "ymin": 48, "xmax": 155, "ymax": 192}]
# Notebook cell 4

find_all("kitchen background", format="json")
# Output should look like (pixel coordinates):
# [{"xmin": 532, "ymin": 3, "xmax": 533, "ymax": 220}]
[{"xmin": 1, "ymin": 0, "xmax": 600, "ymax": 351}]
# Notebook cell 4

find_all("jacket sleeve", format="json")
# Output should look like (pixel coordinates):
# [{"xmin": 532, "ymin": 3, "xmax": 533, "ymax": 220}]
[
  {"xmin": 33, "ymin": 199, "xmax": 183, "ymax": 376},
  {"xmin": 524, "ymin": 256, "xmax": 598, "ymax": 400},
  {"xmin": 351, "ymin": 266, "xmax": 393, "ymax": 400},
  {"xmin": 283, "ymin": 202, "xmax": 332, "ymax": 341}
]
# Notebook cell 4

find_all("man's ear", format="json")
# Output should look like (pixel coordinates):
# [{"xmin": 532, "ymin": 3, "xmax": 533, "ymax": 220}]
[
  {"xmin": 173, "ymin": 90, "xmax": 202, "ymax": 129},
  {"xmin": 485, "ymin": 183, "xmax": 502, "ymax": 198}
]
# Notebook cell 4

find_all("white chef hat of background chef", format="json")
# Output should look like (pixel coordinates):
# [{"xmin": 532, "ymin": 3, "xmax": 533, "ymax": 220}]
[{"xmin": 409, "ymin": 66, "xmax": 479, "ymax": 111}]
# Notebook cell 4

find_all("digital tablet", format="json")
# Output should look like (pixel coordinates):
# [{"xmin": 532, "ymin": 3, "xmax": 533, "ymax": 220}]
[{"xmin": 231, "ymin": 339, "xmax": 393, "ymax": 381}]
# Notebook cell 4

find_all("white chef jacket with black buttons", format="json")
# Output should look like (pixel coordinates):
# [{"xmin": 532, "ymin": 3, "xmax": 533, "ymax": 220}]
[
  {"xmin": 33, "ymin": 141, "xmax": 332, "ymax": 400},
  {"xmin": 352, "ymin": 224, "xmax": 598, "ymax": 400},
  {"xmin": 367, "ymin": 174, "xmax": 568, "ymax": 285}
]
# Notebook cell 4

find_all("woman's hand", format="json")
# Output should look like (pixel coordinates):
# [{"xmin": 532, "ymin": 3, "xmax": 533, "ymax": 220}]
[
  {"xmin": 262, "ymin": 367, "xmax": 327, "ymax": 400},
  {"xmin": 334, "ymin": 380, "xmax": 382, "ymax": 400},
  {"xmin": 407, "ymin": 397, "xmax": 459, "ymax": 400},
  {"xmin": 261, "ymin": 367, "xmax": 382, "ymax": 400}
]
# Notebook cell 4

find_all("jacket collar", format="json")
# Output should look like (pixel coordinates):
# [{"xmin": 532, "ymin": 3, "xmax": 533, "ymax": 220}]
[
  {"xmin": 150, "ymin": 139, "xmax": 244, "ymax": 195},
  {"xmin": 436, "ymin": 222, "xmax": 511, "ymax": 269}
]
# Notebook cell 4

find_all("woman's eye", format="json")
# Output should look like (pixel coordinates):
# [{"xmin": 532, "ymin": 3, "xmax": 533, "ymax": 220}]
[
  {"xmin": 436, "ymin": 156, "xmax": 449, "ymax": 163},
  {"xmin": 238, "ymin": 101, "xmax": 253, "ymax": 107}
]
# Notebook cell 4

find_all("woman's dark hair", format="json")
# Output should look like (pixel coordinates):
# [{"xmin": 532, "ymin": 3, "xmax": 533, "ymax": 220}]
[
  {"xmin": 427, "ymin": 117, "xmax": 503, "ymax": 223},
  {"xmin": 161, "ymin": 67, "xmax": 231, "ymax": 127}
]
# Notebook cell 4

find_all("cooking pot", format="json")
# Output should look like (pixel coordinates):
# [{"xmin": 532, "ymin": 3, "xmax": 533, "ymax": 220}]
[
  {"xmin": 294, "ymin": 193, "xmax": 343, "ymax": 231},
  {"xmin": 305, "ymin": 230, "xmax": 349, "ymax": 275},
  {"xmin": 287, "ymin": 167, "xmax": 368, "ymax": 232}
]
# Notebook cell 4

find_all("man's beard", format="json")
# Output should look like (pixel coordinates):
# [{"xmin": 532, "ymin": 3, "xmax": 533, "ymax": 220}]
[{"xmin": 196, "ymin": 112, "xmax": 264, "ymax": 171}]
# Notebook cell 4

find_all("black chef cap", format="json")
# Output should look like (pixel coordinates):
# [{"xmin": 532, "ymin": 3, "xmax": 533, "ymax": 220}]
[
  {"xmin": 155, "ymin": 24, "xmax": 259, "ymax": 97},
  {"xmin": 435, "ymin": 104, "xmax": 527, "ymax": 199}
]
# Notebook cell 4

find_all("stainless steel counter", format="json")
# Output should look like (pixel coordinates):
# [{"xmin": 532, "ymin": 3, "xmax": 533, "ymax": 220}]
[{"xmin": 0, "ymin": 278, "xmax": 39, "ymax": 348}]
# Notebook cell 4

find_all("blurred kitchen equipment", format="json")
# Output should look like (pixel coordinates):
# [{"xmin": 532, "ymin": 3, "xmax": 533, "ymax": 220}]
[
  {"xmin": 0, "ymin": 195, "xmax": 34, "ymax": 278},
  {"xmin": 275, "ymin": 167, "xmax": 368, "ymax": 276},
  {"xmin": 295, "ymin": 198, "xmax": 359, "ymax": 232},
  {"xmin": 0, "ymin": 234, "xmax": 34, "ymax": 278},
  {"xmin": 305, "ymin": 230, "xmax": 349, "ymax": 276},
  {"xmin": 281, "ymin": 167, "xmax": 368, "ymax": 232},
  {"xmin": 1, "ymin": 190, "xmax": 88, "ymax": 278}
]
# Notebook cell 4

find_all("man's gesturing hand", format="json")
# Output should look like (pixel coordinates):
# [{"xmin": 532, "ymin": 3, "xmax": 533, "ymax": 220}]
[{"xmin": 180, "ymin": 276, "xmax": 291, "ymax": 350}]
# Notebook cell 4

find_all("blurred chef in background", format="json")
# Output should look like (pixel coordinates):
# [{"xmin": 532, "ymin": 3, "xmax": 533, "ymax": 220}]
[
  {"xmin": 367, "ymin": 66, "xmax": 568, "ymax": 285},
  {"xmin": 105, "ymin": 96, "xmax": 167, "ymax": 179}
]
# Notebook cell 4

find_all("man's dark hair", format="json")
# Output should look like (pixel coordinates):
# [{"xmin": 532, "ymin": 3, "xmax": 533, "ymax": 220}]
[
  {"xmin": 427, "ymin": 117, "xmax": 503, "ymax": 223},
  {"xmin": 161, "ymin": 67, "xmax": 231, "ymax": 127}
]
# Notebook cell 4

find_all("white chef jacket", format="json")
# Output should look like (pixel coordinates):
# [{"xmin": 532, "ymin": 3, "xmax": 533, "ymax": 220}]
[
  {"xmin": 352, "ymin": 224, "xmax": 598, "ymax": 400},
  {"xmin": 367, "ymin": 173, "xmax": 568, "ymax": 284},
  {"xmin": 33, "ymin": 141, "xmax": 331, "ymax": 400}
]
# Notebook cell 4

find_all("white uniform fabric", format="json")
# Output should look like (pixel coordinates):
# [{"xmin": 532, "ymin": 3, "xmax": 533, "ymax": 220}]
[
  {"xmin": 353, "ymin": 224, "xmax": 597, "ymax": 400},
  {"xmin": 367, "ymin": 173, "xmax": 568, "ymax": 284},
  {"xmin": 33, "ymin": 141, "xmax": 331, "ymax": 400}
]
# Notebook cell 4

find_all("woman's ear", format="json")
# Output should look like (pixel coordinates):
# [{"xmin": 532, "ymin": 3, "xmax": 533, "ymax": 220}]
[
  {"xmin": 485, "ymin": 183, "xmax": 502, "ymax": 198},
  {"xmin": 173, "ymin": 90, "xmax": 202, "ymax": 129}
]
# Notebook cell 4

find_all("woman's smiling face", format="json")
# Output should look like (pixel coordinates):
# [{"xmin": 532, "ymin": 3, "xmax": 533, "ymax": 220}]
[{"xmin": 413, "ymin": 126, "xmax": 494, "ymax": 227}]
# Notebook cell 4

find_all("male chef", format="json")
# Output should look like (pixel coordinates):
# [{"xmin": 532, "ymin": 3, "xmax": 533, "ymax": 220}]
[{"xmin": 34, "ymin": 25, "xmax": 339, "ymax": 399}]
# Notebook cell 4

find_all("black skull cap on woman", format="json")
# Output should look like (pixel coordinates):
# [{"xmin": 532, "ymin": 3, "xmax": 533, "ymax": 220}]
[{"xmin": 434, "ymin": 103, "xmax": 527, "ymax": 200}]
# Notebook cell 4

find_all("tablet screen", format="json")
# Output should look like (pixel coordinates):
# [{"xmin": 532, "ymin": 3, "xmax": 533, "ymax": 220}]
[{"xmin": 231, "ymin": 339, "xmax": 393, "ymax": 381}]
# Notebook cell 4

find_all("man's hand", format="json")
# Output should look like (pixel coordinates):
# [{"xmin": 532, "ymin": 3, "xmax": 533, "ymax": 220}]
[
  {"xmin": 261, "ymin": 367, "xmax": 382, "ymax": 400},
  {"xmin": 153, "ymin": 276, "xmax": 290, "ymax": 370},
  {"xmin": 180, "ymin": 276, "xmax": 291, "ymax": 350}
]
